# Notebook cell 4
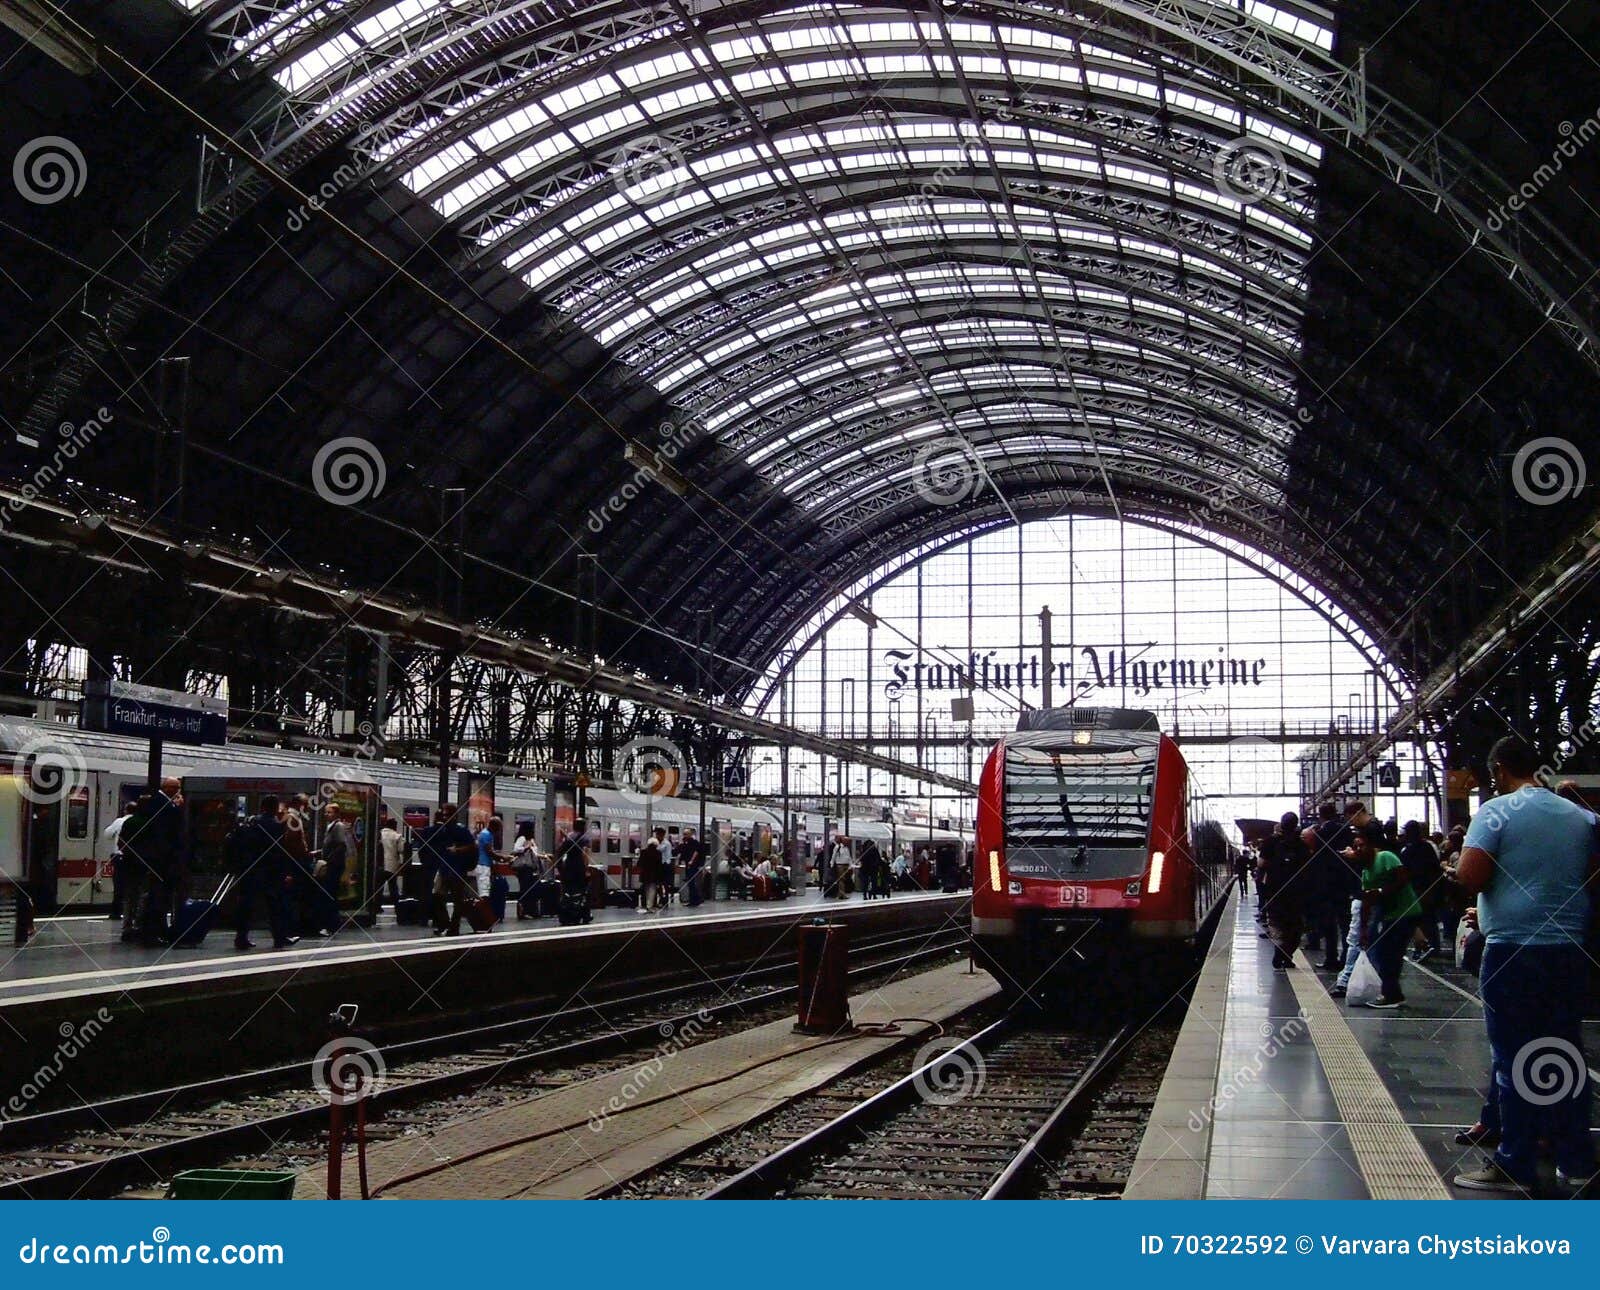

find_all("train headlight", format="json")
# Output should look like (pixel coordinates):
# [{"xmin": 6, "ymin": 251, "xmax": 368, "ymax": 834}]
[
  {"xmin": 1147, "ymin": 850, "xmax": 1166, "ymax": 894},
  {"xmin": 988, "ymin": 849, "xmax": 1002, "ymax": 892}
]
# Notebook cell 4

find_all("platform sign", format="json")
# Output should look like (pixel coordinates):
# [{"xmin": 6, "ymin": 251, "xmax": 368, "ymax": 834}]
[
  {"xmin": 457, "ymin": 772, "xmax": 496, "ymax": 835},
  {"xmin": 82, "ymin": 679, "xmax": 227, "ymax": 746},
  {"xmin": 543, "ymin": 770, "xmax": 577, "ymax": 853}
]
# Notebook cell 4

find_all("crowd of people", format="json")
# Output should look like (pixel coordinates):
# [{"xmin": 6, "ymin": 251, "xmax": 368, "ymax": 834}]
[
  {"xmin": 20, "ymin": 795, "xmax": 970, "ymax": 954},
  {"xmin": 1245, "ymin": 735, "xmax": 1597, "ymax": 1196}
]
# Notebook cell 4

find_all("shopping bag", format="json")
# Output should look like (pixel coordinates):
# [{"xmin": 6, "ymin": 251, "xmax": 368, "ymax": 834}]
[{"xmin": 1346, "ymin": 951, "xmax": 1383, "ymax": 1007}]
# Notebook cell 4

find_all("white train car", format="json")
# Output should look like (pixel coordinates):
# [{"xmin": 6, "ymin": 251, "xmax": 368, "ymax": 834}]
[{"xmin": 0, "ymin": 714, "xmax": 784, "ymax": 910}]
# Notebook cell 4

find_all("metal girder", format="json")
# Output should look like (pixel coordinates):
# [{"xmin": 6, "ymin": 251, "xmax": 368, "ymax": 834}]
[
  {"xmin": 194, "ymin": 0, "xmax": 1597, "ymax": 375},
  {"xmin": 987, "ymin": 0, "xmax": 1600, "ymax": 365},
  {"xmin": 665, "ymin": 303, "xmax": 1297, "ymax": 435},
  {"xmin": 602, "ymin": 253, "xmax": 1303, "ymax": 397},
  {"xmin": 1309, "ymin": 503, "xmax": 1600, "ymax": 806},
  {"xmin": 0, "ymin": 482, "xmax": 974, "ymax": 792},
  {"xmin": 576, "ymin": 231, "xmax": 1304, "ymax": 359}
]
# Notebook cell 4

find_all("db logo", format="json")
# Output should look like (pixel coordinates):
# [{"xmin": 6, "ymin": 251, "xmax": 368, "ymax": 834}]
[{"xmin": 1059, "ymin": 885, "xmax": 1091, "ymax": 906}]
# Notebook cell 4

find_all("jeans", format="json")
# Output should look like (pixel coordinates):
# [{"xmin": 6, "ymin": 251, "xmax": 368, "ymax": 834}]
[
  {"xmin": 685, "ymin": 865, "xmax": 702, "ymax": 907},
  {"xmin": 1367, "ymin": 914, "xmax": 1417, "ymax": 999},
  {"xmin": 1335, "ymin": 900, "xmax": 1364, "ymax": 987},
  {"xmin": 1481, "ymin": 941, "xmax": 1592, "ymax": 1182}
]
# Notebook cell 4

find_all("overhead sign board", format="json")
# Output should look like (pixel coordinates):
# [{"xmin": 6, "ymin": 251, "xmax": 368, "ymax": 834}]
[{"xmin": 82, "ymin": 679, "xmax": 228, "ymax": 746}]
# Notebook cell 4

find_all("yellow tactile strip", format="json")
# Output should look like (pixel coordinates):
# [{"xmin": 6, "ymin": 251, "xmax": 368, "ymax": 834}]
[
  {"xmin": 1286, "ymin": 951, "xmax": 1450, "ymax": 1199},
  {"xmin": 295, "ymin": 960, "xmax": 998, "ymax": 1199}
]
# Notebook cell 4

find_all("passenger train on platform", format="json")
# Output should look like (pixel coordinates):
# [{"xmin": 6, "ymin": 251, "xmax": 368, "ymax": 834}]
[
  {"xmin": 0, "ymin": 714, "xmax": 968, "ymax": 912},
  {"xmin": 972, "ymin": 707, "xmax": 1234, "ymax": 1001}
]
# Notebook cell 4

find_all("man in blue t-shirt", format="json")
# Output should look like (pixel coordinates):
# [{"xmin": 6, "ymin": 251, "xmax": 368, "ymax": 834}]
[{"xmin": 1454, "ymin": 736, "xmax": 1598, "ymax": 1195}]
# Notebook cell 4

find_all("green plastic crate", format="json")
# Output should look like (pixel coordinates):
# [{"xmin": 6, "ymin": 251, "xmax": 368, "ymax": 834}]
[{"xmin": 167, "ymin": 1169, "xmax": 297, "ymax": 1200}]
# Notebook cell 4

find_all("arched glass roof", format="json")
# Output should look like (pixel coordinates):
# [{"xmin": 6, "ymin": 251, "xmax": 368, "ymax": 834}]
[{"xmin": 185, "ymin": 0, "xmax": 1333, "ymax": 539}]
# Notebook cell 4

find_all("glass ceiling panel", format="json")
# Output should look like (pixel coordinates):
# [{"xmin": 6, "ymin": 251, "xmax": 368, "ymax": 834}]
[{"xmin": 198, "ymin": 0, "xmax": 1335, "ymax": 522}]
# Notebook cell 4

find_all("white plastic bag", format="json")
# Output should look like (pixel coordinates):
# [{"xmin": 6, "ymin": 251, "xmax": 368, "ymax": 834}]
[
  {"xmin": 1346, "ymin": 951, "xmax": 1383, "ymax": 1007},
  {"xmin": 1454, "ymin": 918, "xmax": 1472, "ymax": 968}
]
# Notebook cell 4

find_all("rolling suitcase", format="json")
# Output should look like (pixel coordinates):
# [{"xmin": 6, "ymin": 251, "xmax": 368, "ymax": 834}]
[
  {"xmin": 462, "ymin": 894, "xmax": 497, "ymax": 932},
  {"xmin": 604, "ymin": 888, "xmax": 638, "ymax": 909},
  {"xmin": 488, "ymin": 875, "xmax": 510, "ymax": 923},
  {"xmin": 395, "ymin": 896, "xmax": 426, "ymax": 926},
  {"xmin": 174, "ymin": 875, "xmax": 234, "ymax": 948},
  {"xmin": 557, "ymin": 888, "xmax": 591, "ymax": 926}
]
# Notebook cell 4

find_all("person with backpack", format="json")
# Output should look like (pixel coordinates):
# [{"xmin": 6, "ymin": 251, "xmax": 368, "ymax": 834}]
[
  {"xmin": 1301, "ymin": 802, "xmax": 1358, "ymax": 970},
  {"xmin": 1398, "ymin": 819, "xmax": 1443, "ymax": 960},
  {"xmin": 1259, "ymin": 811, "xmax": 1310, "ymax": 970}
]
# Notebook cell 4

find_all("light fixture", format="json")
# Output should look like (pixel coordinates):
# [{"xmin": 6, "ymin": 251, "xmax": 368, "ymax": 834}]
[
  {"xmin": 1147, "ymin": 850, "xmax": 1166, "ymax": 894},
  {"xmin": 1072, "ymin": 729, "xmax": 1092, "ymax": 746},
  {"xmin": 988, "ymin": 848, "xmax": 1002, "ymax": 892}
]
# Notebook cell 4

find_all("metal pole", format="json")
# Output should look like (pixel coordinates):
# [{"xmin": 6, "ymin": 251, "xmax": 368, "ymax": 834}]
[
  {"xmin": 780, "ymin": 665, "xmax": 791, "ymax": 875},
  {"xmin": 1040, "ymin": 605, "xmax": 1053, "ymax": 710}
]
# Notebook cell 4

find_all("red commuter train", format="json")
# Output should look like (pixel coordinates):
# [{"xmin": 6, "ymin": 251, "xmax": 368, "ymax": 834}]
[{"xmin": 972, "ymin": 707, "xmax": 1233, "ymax": 1001}]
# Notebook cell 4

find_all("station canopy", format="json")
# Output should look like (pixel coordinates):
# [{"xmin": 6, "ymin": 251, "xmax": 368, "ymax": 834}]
[{"xmin": 10, "ymin": 1, "xmax": 1599, "ymax": 702}]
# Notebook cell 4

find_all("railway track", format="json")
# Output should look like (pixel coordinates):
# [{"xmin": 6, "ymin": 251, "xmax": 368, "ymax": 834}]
[
  {"xmin": 693, "ymin": 1015, "xmax": 1171, "ymax": 1200},
  {"xmin": 0, "ymin": 927, "xmax": 967, "ymax": 1199}
]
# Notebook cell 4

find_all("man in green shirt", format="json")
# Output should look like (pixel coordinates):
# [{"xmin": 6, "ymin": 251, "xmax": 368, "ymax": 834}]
[{"xmin": 1353, "ymin": 821, "xmax": 1422, "ymax": 1009}]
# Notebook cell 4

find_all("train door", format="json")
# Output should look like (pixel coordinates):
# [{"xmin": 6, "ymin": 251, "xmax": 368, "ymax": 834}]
[{"xmin": 52, "ymin": 776, "xmax": 98, "ymax": 910}]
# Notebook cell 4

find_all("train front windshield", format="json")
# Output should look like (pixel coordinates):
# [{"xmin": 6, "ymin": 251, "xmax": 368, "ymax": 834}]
[{"xmin": 1002, "ymin": 739, "xmax": 1155, "ymax": 881}]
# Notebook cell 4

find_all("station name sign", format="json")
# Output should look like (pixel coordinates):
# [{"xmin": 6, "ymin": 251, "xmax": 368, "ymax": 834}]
[
  {"xmin": 882, "ymin": 645, "xmax": 1271, "ymax": 700},
  {"xmin": 82, "ymin": 679, "xmax": 228, "ymax": 746}
]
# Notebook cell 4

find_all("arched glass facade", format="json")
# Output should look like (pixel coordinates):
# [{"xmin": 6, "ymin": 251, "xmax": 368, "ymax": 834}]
[{"xmin": 743, "ymin": 516, "xmax": 1437, "ymax": 831}]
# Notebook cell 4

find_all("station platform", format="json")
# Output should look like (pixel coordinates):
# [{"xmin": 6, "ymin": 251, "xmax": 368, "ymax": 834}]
[
  {"xmin": 1127, "ymin": 889, "xmax": 1600, "ymax": 1200},
  {"xmin": 297, "ymin": 958, "xmax": 999, "ymax": 1199},
  {"xmin": 0, "ymin": 890, "xmax": 970, "ymax": 1107}
]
